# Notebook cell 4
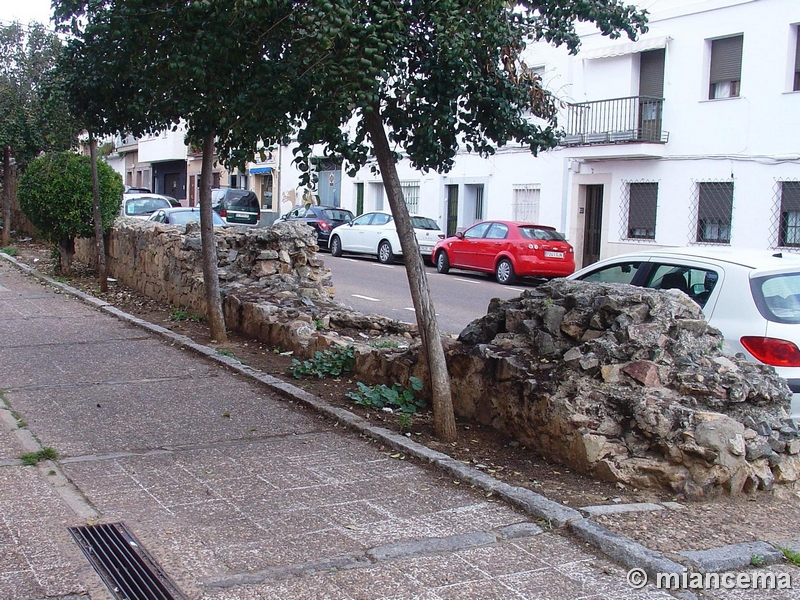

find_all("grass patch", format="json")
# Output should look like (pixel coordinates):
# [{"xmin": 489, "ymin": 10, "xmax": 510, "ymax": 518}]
[
  {"xmin": 1, "ymin": 246, "xmax": 19, "ymax": 256},
  {"xmin": 780, "ymin": 546, "xmax": 800, "ymax": 567},
  {"xmin": 20, "ymin": 447, "xmax": 58, "ymax": 466},
  {"xmin": 169, "ymin": 307, "xmax": 202, "ymax": 322}
]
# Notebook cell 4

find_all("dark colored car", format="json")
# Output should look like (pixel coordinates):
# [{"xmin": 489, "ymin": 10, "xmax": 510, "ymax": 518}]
[
  {"xmin": 281, "ymin": 205, "xmax": 354, "ymax": 248},
  {"xmin": 432, "ymin": 220, "xmax": 575, "ymax": 284},
  {"xmin": 148, "ymin": 207, "xmax": 228, "ymax": 227},
  {"xmin": 212, "ymin": 189, "xmax": 261, "ymax": 226}
]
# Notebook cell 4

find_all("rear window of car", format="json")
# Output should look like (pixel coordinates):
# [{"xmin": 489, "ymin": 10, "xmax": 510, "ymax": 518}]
[
  {"xmin": 226, "ymin": 190, "xmax": 259, "ymax": 210},
  {"xmin": 519, "ymin": 226, "xmax": 565, "ymax": 241},
  {"xmin": 322, "ymin": 209, "xmax": 353, "ymax": 222},
  {"xmin": 752, "ymin": 273, "xmax": 800, "ymax": 324},
  {"xmin": 411, "ymin": 217, "xmax": 439, "ymax": 230},
  {"xmin": 124, "ymin": 197, "xmax": 171, "ymax": 216}
]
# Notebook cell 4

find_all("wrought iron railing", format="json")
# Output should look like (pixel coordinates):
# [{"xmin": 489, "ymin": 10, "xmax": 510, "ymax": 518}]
[{"xmin": 560, "ymin": 96, "xmax": 668, "ymax": 146}]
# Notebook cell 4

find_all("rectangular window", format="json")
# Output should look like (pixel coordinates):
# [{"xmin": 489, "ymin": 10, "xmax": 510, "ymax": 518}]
[
  {"xmin": 400, "ymin": 181, "xmax": 420, "ymax": 213},
  {"xmin": 697, "ymin": 182, "xmax": 734, "ymax": 243},
  {"xmin": 512, "ymin": 185, "xmax": 541, "ymax": 222},
  {"xmin": 709, "ymin": 35, "xmax": 743, "ymax": 99},
  {"xmin": 475, "ymin": 185, "xmax": 484, "ymax": 220},
  {"xmin": 795, "ymin": 27, "xmax": 800, "ymax": 92},
  {"xmin": 627, "ymin": 183, "xmax": 658, "ymax": 239},
  {"xmin": 779, "ymin": 182, "xmax": 800, "ymax": 247}
]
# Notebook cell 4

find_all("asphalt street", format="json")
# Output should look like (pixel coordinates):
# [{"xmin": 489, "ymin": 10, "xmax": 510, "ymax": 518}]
[{"xmin": 322, "ymin": 253, "xmax": 533, "ymax": 335}]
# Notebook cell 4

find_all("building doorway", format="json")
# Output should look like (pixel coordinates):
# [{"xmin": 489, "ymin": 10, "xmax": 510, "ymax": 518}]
[
  {"xmin": 446, "ymin": 185, "xmax": 459, "ymax": 237},
  {"xmin": 582, "ymin": 185, "xmax": 604, "ymax": 267}
]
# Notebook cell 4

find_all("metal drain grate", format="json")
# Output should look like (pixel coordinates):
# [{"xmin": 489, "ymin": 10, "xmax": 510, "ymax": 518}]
[{"xmin": 69, "ymin": 522, "xmax": 186, "ymax": 600}]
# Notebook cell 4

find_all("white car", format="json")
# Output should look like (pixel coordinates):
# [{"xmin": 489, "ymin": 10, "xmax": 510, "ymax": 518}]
[
  {"xmin": 568, "ymin": 246, "xmax": 800, "ymax": 422},
  {"xmin": 121, "ymin": 193, "xmax": 176, "ymax": 219},
  {"xmin": 328, "ymin": 211, "xmax": 444, "ymax": 264}
]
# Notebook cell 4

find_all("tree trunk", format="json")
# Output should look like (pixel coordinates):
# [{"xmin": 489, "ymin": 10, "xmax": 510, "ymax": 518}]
[
  {"xmin": 88, "ymin": 132, "xmax": 109, "ymax": 292},
  {"xmin": 199, "ymin": 132, "xmax": 227, "ymax": 342},
  {"xmin": 58, "ymin": 238, "xmax": 74, "ymax": 275},
  {"xmin": 1, "ymin": 146, "xmax": 11, "ymax": 248},
  {"xmin": 364, "ymin": 107, "xmax": 457, "ymax": 443}
]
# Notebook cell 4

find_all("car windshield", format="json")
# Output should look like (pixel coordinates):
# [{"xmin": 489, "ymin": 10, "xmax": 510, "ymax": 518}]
[
  {"xmin": 124, "ymin": 197, "xmax": 171, "ymax": 216},
  {"xmin": 519, "ymin": 226, "xmax": 566, "ymax": 241},
  {"xmin": 168, "ymin": 210, "xmax": 226, "ymax": 226},
  {"xmin": 753, "ymin": 272, "xmax": 800, "ymax": 324},
  {"xmin": 411, "ymin": 217, "xmax": 440, "ymax": 230},
  {"xmin": 322, "ymin": 209, "xmax": 353, "ymax": 222}
]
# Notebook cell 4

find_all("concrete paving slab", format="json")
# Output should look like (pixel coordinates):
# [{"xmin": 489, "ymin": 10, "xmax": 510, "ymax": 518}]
[
  {"xmin": 0, "ymin": 466, "xmax": 94, "ymax": 600},
  {"xmin": 202, "ymin": 534, "xmax": 678, "ymax": 600},
  {"xmin": 5, "ymin": 374, "xmax": 321, "ymax": 456},
  {"xmin": 0, "ymin": 313, "xmax": 147, "ymax": 347},
  {"xmin": 1, "ymin": 335, "xmax": 218, "ymax": 389},
  {"xmin": 59, "ymin": 431, "xmax": 532, "ymax": 593}
]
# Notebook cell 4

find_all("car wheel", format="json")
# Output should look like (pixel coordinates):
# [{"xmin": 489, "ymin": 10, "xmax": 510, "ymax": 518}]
[
  {"xmin": 377, "ymin": 240, "xmax": 394, "ymax": 264},
  {"xmin": 330, "ymin": 236, "xmax": 343, "ymax": 257},
  {"xmin": 496, "ymin": 258, "xmax": 516, "ymax": 285},
  {"xmin": 436, "ymin": 251, "xmax": 450, "ymax": 274}
]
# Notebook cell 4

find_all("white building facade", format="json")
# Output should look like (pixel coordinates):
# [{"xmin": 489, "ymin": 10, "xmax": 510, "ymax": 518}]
[{"xmin": 328, "ymin": 0, "xmax": 800, "ymax": 269}]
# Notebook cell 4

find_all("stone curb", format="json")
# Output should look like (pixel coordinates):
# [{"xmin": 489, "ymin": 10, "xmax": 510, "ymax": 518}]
[
  {"xmin": 680, "ymin": 541, "xmax": 785, "ymax": 572},
  {"xmin": 0, "ymin": 252, "xmax": 778, "ymax": 594}
]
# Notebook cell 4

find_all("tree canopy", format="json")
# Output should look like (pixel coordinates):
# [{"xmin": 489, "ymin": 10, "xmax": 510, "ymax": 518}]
[{"xmin": 0, "ymin": 22, "xmax": 78, "ymax": 166}]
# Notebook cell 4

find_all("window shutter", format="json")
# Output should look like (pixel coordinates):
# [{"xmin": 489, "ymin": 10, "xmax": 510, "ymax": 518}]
[
  {"xmin": 710, "ymin": 35, "xmax": 743, "ymax": 84},
  {"xmin": 698, "ymin": 182, "xmax": 734, "ymax": 219},
  {"xmin": 628, "ymin": 183, "xmax": 658, "ymax": 229},
  {"xmin": 782, "ymin": 182, "xmax": 800, "ymax": 212},
  {"xmin": 639, "ymin": 50, "xmax": 665, "ymax": 97}
]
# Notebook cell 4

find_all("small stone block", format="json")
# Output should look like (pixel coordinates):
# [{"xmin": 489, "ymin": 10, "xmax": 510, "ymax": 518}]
[
  {"xmin": 680, "ymin": 541, "xmax": 784, "ymax": 572},
  {"xmin": 496, "ymin": 522, "xmax": 543, "ymax": 539},
  {"xmin": 580, "ymin": 502, "xmax": 664, "ymax": 516},
  {"xmin": 661, "ymin": 501, "xmax": 685, "ymax": 510}
]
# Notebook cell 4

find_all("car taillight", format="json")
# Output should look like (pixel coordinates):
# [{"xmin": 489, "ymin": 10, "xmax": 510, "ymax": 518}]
[
  {"xmin": 220, "ymin": 209, "xmax": 227, "ymax": 217},
  {"xmin": 318, "ymin": 220, "xmax": 331, "ymax": 231},
  {"xmin": 438, "ymin": 234, "xmax": 445, "ymax": 239},
  {"xmin": 740, "ymin": 336, "xmax": 800, "ymax": 367}
]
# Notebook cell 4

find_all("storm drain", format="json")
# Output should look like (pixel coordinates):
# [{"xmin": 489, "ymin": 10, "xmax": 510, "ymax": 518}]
[{"xmin": 69, "ymin": 522, "xmax": 186, "ymax": 600}]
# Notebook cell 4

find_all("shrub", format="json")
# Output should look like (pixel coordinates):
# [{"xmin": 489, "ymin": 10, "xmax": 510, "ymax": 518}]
[{"xmin": 18, "ymin": 151, "xmax": 123, "ymax": 274}]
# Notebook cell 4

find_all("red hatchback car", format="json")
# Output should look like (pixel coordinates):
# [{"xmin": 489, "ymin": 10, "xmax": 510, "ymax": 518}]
[{"xmin": 432, "ymin": 221, "xmax": 575, "ymax": 284}]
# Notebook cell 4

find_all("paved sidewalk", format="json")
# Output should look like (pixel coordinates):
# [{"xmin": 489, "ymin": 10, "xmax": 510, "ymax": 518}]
[{"xmin": 0, "ymin": 258, "xmax": 796, "ymax": 600}]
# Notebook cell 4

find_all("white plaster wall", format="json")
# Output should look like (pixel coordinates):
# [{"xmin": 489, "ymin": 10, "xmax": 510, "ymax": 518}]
[{"xmin": 138, "ymin": 129, "xmax": 188, "ymax": 163}]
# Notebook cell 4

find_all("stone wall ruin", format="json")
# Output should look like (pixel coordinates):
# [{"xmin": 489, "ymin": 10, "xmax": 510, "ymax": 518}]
[{"xmin": 75, "ymin": 221, "xmax": 800, "ymax": 499}]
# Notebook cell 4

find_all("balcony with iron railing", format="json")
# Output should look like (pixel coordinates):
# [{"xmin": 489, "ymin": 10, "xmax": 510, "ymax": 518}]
[{"xmin": 560, "ymin": 95, "xmax": 669, "ymax": 146}]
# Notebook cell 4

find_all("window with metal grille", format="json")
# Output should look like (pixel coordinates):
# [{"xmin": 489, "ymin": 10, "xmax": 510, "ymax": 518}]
[
  {"xmin": 709, "ymin": 35, "xmax": 743, "ymax": 99},
  {"xmin": 695, "ymin": 182, "xmax": 734, "ymax": 244},
  {"xmin": 512, "ymin": 185, "xmax": 540, "ymax": 222},
  {"xmin": 795, "ymin": 27, "xmax": 800, "ymax": 92},
  {"xmin": 475, "ymin": 185, "xmax": 484, "ymax": 220},
  {"xmin": 626, "ymin": 182, "xmax": 658, "ymax": 239},
  {"xmin": 779, "ymin": 182, "xmax": 800, "ymax": 247},
  {"xmin": 400, "ymin": 181, "xmax": 420, "ymax": 213}
]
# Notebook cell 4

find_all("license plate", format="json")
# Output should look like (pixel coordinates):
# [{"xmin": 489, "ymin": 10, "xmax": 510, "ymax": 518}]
[
  {"xmin": 544, "ymin": 251, "xmax": 564, "ymax": 259},
  {"xmin": 228, "ymin": 212, "xmax": 242, "ymax": 218}
]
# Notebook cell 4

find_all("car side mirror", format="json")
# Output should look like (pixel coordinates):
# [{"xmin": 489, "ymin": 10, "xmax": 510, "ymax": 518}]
[
  {"xmin": 348, "ymin": 221, "xmax": 354, "ymax": 226},
  {"xmin": 456, "ymin": 231, "xmax": 464, "ymax": 239}
]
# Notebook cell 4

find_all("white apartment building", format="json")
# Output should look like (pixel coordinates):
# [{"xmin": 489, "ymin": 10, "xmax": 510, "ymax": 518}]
[{"xmin": 328, "ymin": 0, "xmax": 800, "ymax": 269}]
